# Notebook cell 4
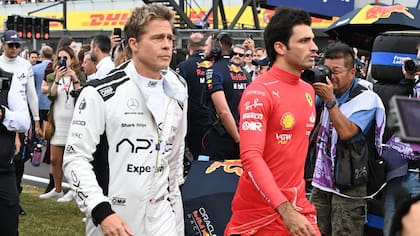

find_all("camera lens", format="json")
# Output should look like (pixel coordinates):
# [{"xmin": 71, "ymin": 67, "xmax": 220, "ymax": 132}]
[{"xmin": 404, "ymin": 59, "xmax": 420, "ymax": 74}]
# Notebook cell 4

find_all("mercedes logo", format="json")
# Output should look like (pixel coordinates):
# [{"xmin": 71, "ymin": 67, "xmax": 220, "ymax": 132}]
[{"xmin": 127, "ymin": 98, "xmax": 139, "ymax": 111}]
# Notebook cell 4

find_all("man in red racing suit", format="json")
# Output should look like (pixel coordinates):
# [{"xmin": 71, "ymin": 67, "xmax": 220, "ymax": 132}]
[{"xmin": 225, "ymin": 7, "xmax": 321, "ymax": 236}]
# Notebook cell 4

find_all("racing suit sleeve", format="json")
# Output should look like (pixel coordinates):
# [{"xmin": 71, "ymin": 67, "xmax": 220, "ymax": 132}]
[
  {"xmin": 167, "ymin": 91, "xmax": 188, "ymax": 236},
  {"xmin": 2, "ymin": 78, "xmax": 30, "ymax": 132},
  {"xmin": 239, "ymin": 84, "xmax": 288, "ymax": 209},
  {"xmin": 25, "ymin": 67, "xmax": 39, "ymax": 121},
  {"xmin": 63, "ymin": 86, "xmax": 113, "ymax": 224}
]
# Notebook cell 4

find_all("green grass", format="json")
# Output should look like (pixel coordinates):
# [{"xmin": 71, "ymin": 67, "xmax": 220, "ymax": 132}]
[{"xmin": 19, "ymin": 185, "xmax": 85, "ymax": 236}]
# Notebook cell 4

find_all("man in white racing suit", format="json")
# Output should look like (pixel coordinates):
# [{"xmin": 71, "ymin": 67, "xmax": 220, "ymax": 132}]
[{"xmin": 63, "ymin": 4, "xmax": 187, "ymax": 236}]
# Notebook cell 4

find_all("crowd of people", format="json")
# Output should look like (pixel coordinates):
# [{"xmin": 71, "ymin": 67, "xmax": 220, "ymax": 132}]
[
  {"xmin": 3, "ymin": 0, "xmax": 63, "ymax": 4},
  {"xmin": 1, "ymin": 3, "xmax": 420, "ymax": 236}
]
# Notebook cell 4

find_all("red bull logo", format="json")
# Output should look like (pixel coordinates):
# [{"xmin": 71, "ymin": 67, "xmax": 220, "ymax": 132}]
[
  {"xmin": 365, "ymin": 5, "xmax": 414, "ymax": 20},
  {"xmin": 196, "ymin": 60, "xmax": 213, "ymax": 69},
  {"xmin": 228, "ymin": 64, "xmax": 242, "ymax": 73},
  {"xmin": 205, "ymin": 160, "xmax": 243, "ymax": 177},
  {"xmin": 352, "ymin": 4, "xmax": 414, "ymax": 24}
]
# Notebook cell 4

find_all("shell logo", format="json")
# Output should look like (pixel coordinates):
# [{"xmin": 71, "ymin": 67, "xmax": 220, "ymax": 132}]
[{"xmin": 280, "ymin": 112, "xmax": 295, "ymax": 130}]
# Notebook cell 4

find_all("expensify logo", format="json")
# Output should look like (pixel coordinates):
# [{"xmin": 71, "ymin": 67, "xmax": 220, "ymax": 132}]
[{"xmin": 126, "ymin": 164, "xmax": 164, "ymax": 175}]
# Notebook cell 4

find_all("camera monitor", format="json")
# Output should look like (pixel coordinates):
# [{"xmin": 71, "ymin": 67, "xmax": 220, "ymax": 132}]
[{"xmin": 389, "ymin": 96, "xmax": 420, "ymax": 143}]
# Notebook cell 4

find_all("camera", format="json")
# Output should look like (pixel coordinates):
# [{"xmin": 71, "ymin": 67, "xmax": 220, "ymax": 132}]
[
  {"xmin": 70, "ymin": 88, "xmax": 81, "ymax": 98},
  {"xmin": 301, "ymin": 64, "xmax": 332, "ymax": 84},
  {"xmin": 404, "ymin": 59, "xmax": 420, "ymax": 74},
  {"xmin": 0, "ymin": 68, "xmax": 13, "ymax": 90}
]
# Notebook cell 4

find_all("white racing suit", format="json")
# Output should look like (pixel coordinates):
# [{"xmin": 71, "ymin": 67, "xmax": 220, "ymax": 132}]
[{"xmin": 63, "ymin": 61, "xmax": 187, "ymax": 236}]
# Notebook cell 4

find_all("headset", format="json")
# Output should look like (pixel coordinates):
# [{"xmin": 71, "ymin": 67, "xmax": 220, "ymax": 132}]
[{"xmin": 210, "ymin": 32, "xmax": 229, "ymax": 59}]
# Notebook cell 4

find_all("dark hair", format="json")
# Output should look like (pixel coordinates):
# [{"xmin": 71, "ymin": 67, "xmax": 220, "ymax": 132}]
[
  {"xmin": 55, "ymin": 46, "xmax": 81, "ymax": 74},
  {"xmin": 264, "ymin": 7, "xmax": 311, "ymax": 63},
  {"xmin": 30, "ymin": 50, "xmax": 39, "ymax": 56},
  {"xmin": 322, "ymin": 41, "xmax": 355, "ymax": 69},
  {"xmin": 211, "ymin": 31, "xmax": 232, "ymax": 58},
  {"xmin": 57, "ymin": 37, "xmax": 75, "ymax": 51},
  {"xmin": 91, "ymin": 34, "xmax": 111, "ymax": 54}
]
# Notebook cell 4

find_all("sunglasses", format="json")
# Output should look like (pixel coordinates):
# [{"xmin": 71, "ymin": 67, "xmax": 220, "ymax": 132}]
[
  {"xmin": 7, "ymin": 43, "xmax": 20, "ymax": 48},
  {"xmin": 58, "ymin": 56, "xmax": 68, "ymax": 61},
  {"xmin": 245, "ymin": 54, "xmax": 252, "ymax": 57},
  {"xmin": 233, "ymin": 52, "xmax": 244, "ymax": 57}
]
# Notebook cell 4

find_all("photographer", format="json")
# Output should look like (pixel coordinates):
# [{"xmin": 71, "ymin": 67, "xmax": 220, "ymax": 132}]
[
  {"xmin": 374, "ymin": 42, "xmax": 420, "ymax": 236},
  {"xmin": 310, "ymin": 41, "xmax": 385, "ymax": 236},
  {"xmin": 40, "ymin": 46, "xmax": 86, "ymax": 202}
]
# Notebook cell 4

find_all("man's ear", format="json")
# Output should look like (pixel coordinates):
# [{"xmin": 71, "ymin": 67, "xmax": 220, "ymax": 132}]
[
  {"xmin": 274, "ymin": 41, "xmax": 287, "ymax": 56},
  {"xmin": 128, "ymin": 37, "xmax": 138, "ymax": 53}
]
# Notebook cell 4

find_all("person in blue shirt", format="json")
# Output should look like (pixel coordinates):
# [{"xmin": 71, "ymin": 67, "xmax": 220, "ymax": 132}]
[{"xmin": 33, "ymin": 45, "xmax": 53, "ymax": 131}]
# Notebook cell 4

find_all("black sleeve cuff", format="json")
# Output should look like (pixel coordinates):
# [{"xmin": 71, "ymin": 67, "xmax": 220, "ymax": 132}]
[
  {"xmin": 400, "ymin": 78, "xmax": 416, "ymax": 87},
  {"xmin": 91, "ymin": 202, "xmax": 115, "ymax": 226}
]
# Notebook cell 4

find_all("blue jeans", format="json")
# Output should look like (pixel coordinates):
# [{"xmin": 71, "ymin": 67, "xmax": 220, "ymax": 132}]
[{"xmin": 383, "ymin": 172, "xmax": 420, "ymax": 236}]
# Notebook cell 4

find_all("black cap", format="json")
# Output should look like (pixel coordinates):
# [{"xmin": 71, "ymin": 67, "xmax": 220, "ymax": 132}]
[{"xmin": 2, "ymin": 30, "xmax": 22, "ymax": 44}]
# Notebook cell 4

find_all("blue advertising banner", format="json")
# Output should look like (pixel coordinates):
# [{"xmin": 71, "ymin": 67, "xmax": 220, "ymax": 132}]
[{"xmin": 267, "ymin": 0, "xmax": 354, "ymax": 17}]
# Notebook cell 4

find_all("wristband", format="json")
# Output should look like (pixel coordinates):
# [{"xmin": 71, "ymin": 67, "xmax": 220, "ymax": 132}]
[{"xmin": 73, "ymin": 80, "xmax": 80, "ymax": 84}]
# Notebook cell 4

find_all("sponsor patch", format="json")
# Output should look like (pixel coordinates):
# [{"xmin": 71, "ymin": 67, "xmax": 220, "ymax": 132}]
[{"xmin": 280, "ymin": 112, "xmax": 295, "ymax": 130}]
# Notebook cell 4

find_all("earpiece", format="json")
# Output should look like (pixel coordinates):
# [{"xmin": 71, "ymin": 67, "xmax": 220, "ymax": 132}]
[{"xmin": 210, "ymin": 32, "xmax": 229, "ymax": 59}]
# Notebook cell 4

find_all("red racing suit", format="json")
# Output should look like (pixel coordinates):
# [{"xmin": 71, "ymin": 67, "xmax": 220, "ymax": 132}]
[{"xmin": 225, "ymin": 65, "xmax": 320, "ymax": 235}]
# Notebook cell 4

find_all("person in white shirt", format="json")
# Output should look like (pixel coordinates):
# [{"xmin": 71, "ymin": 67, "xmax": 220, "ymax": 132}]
[{"xmin": 90, "ymin": 34, "xmax": 115, "ymax": 80}]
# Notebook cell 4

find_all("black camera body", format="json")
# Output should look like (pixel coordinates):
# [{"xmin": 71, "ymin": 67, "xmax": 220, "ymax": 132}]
[
  {"xmin": 70, "ymin": 88, "xmax": 81, "ymax": 98},
  {"xmin": 404, "ymin": 59, "xmax": 420, "ymax": 74},
  {"xmin": 301, "ymin": 64, "xmax": 332, "ymax": 84},
  {"xmin": 0, "ymin": 68, "xmax": 13, "ymax": 90}
]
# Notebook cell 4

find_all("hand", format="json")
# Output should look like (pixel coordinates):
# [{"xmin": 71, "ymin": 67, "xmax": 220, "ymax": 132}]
[
  {"xmin": 63, "ymin": 68, "xmax": 76, "ymax": 78},
  {"xmin": 55, "ymin": 66, "xmax": 66, "ymax": 78},
  {"xmin": 243, "ymin": 38, "xmax": 255, "ymax": 50},
  {"xmin": 14, "ymin": 133, "xmax": 21, "ymax": 156},
  {"xmin": 100, "ymin": 214, "xmax": 134, "ymax": 236},
  {"xmin": 110, "ymin": 35, "xmax": 121, "ymax": 49},
  {"xmin": 312, "ymin": 77, "xmax": 335, "ymax": 103},
  {"xmin": 276, "ymin": 202, "xmax": 317, "ymax": 236},
  {"xmin": 402, "ymin": 201, "xmax": 420, "ymax": 236},
  {"xmin": 34, "ymin": 120, "xmax": 43, "ymax": 138}
]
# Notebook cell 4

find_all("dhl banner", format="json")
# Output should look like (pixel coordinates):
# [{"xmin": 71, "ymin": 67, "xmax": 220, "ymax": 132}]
[{"xmin": 0, "ymin": 6, "xmax": 337, "ymax": 31}]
